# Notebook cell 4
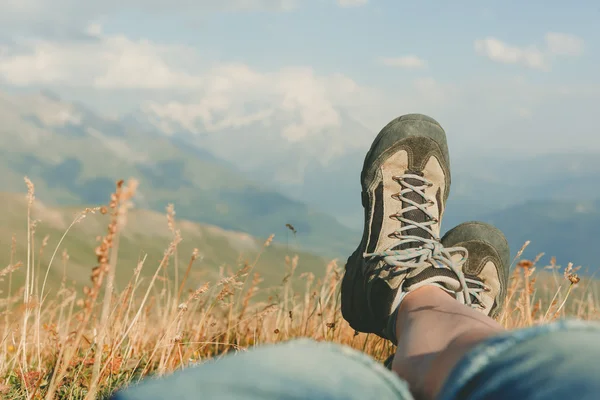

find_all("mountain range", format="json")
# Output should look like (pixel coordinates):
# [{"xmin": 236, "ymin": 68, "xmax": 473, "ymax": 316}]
[
  {"xmin": 0, "ymin": 88, "xmax": 599, "ymax": 273},
  {"xmin": 134, "ymin": 98, "xmax": 600, "ymax": 271},
  {"xmin": 0, "ymin": 89, "xmax": 358, "ymax": 258},
  {"xmin": 135, "ymin": 97, "xmax": 600, "ymax": 268}
]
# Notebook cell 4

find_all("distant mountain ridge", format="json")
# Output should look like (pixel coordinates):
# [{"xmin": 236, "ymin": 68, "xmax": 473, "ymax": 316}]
[
  {"xmin": 477, "ymin": 199, "xmax": 600, "ymax": 273},
  {"xmin": 130, "ymin": 100, "xmax": 600, "ymax": 272},
  {"xmin": 2, "ymin": 88, "xmax": 599, "ymax": 273},
  {"xmin": 138, "ymin": 105, "xmax": 600, "ymax": 271},
  {"xmin": 0, "ymin": 89, "xmax": 359, "ymax": 257}
]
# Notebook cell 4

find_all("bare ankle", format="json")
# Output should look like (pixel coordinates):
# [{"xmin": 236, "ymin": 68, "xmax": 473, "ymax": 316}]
[{"xmin": 391, "ymin": 286, "xmax": 503, "ymax": 399}]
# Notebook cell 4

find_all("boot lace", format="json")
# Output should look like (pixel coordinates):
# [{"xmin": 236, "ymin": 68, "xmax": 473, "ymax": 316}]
[{"xmin": 363, "ymin": 173, "xmax": 489, "ymax": 307}]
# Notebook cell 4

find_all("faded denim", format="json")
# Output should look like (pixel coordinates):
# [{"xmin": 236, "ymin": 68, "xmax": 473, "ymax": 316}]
[{"xmin": 113, "ymin": 319, "xmax": 600, "ymax": 400}]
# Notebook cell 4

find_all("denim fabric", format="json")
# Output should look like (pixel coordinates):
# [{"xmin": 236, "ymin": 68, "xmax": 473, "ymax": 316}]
[
  {"xmin": 111, "ymin": 338, "xmax": 412, "ymax": 400},
  {"xmin": 113, "ymin": 320, "xmax": 600, "ymax": 400},
  {"xmin": 438, "ymin": 319, "xmax": 600, "ymax": 400}
]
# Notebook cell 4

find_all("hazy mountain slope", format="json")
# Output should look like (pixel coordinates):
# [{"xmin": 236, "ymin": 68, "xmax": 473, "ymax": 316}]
[
  {"xmin": 477, "ymin": 199, "xmax": 600, "ymax": 273},
  {"xmin": 0, "ymin": 192, "xmax": 331, "ymax": 293},
  {"xmin": 443, "ymin": 152, "xmax": 600, "ymax": 231},
  {"xmin": 136, "ymin": 101, "xmax": 600, "ymax": 273},
  {"xmin": 134, "ymin": 95, "xmax": 600, "ymax": 273},
  {"xmin": 0, "ymin": 90, "xmax": 359, "ymax": 257},
  {"xmin": 132, "ymin": 105, "xmax": 373, "ymax": 227}
]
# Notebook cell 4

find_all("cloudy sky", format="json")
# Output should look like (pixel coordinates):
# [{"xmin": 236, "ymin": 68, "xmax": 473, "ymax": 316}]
[{"xmin": 0, "ymin": 0, "xmax": 598, "ymax": 156}]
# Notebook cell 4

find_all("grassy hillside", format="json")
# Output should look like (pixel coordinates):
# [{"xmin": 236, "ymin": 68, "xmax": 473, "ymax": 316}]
[
  {"xmin": 0, "ymin": 180, "xmax": 598, "ymax": 399},
  {"xmin": 0, "ymin": 188, "xmax": 331, "ymax": 296}
]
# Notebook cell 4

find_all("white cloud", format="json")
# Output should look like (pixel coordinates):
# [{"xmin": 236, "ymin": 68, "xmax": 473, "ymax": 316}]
[
  {"xmin": 475, "ymin": 33, "xmax": 584, "ymax": 71},
  {"xmin": 0, "ymin": 28, "xmax": 380, "ymax": 147},
  {"xmin": 140, "ymin": 65, "xmax": 381, "ymax": 167},
  {"xmin": 1, "ymin": 24, "xmax": 597, "ymax": 159},
  {"xmin": 0, "ymin": 34, "xmax": 203, "ymax": 88},
  {"xmin": 474, "ymin": 37, "xmax": 547, "ymax": 70},
  {"xmin": 545, "ymin": 32, "xmax": 584, "ymax": 56},
  {"xmin": 143, "ymin": 66, "xmax": 375, "ymax": 145},
  {"xmin": 337, "ymin": 0, "xmax": 368, "ymax": 7},
  {"xmin": 378, "ymin": 55, "xmax": 427, "ymax": 69}
]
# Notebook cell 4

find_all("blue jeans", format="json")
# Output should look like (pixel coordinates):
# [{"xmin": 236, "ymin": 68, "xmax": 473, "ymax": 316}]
[{"xmin": 113, "ymin": 320, "xmax": 600, "ymax": 400}]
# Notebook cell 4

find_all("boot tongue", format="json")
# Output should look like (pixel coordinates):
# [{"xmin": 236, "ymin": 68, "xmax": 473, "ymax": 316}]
[{"xmin": 394, "ymin": 170, "xmax": 433, "ymax": 251}]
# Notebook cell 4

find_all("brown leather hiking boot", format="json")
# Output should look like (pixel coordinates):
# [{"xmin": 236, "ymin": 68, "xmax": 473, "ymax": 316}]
[
  {"xmin": 441, "ymin": 221, "xmax": 510, "ymax": 318},
  {"xmin": 341, "ymin": 114, "xmax": 493, "ymax": 343},
  {"xmin": 383, "ymin": 220, "xmax": 510, "ymax": 369}
]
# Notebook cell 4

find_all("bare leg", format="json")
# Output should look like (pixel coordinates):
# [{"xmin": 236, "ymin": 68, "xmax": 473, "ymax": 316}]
[{"xmin": 392, "ymin": 286, "xmax": 504, "ymax": 400}]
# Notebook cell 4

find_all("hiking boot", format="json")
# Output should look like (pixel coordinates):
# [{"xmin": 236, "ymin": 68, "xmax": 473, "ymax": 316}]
[
  {"xmin": 383, "ymin": 221, "xmax": 510, "ymax": 369},
  {"xmin": 341, "ymin": 113, "xmax": 481, "ymax": 343},
  {"xmin": 441, "ymin": 221, "xmax": 510, "ymax": 318}
]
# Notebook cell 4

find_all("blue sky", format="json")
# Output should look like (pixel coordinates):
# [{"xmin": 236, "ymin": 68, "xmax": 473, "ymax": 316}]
[
  {"xmin": 0, "ymin": 0, "xmax": 598, "ymax": 156},
  {"xmin": 97, "ymin": 1, "xmax": 599, "ymax": 83}
]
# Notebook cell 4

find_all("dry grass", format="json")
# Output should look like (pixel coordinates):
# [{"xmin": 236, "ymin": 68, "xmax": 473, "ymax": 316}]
[{"xmin": 0, "ymin": 178, "xmax": 598, "ymax": 399}]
